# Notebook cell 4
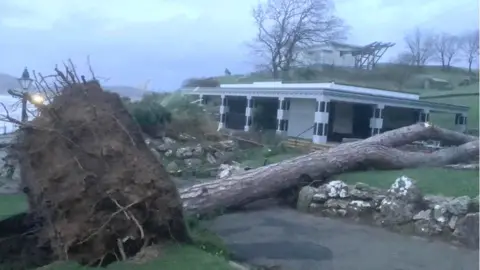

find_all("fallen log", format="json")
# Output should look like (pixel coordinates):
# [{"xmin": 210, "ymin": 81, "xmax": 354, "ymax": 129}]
[
  {"xmin": 180, "ymin": 123, "xmax": 479, "ymax": 215},
  {"xmin": 346, "ymin": 122, "xmax": 477, "ymax": 147}
]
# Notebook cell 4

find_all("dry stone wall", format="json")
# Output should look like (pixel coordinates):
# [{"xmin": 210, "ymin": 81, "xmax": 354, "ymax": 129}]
[{"xmin": 298, "ymin": 176, "xmax": 480, "ymax": 249}]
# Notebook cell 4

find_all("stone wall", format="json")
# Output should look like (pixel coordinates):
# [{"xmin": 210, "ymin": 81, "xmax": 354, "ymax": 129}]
[
  {"xmin": 298, "ymin": 177, "xmax": 479, "ymax": 249},
  {"xmin": 146, "ymin": 136, "xmax": 248, "ymax": 179},
  {"xmin": 0, "ymin": 133, "xmax": 20, "ymax": 194}
]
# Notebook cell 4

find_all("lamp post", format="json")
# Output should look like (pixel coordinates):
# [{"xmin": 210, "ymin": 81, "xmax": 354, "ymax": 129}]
[
  {"xmin": 7, "ymin": 68, "xmax": 45, "ymax": 124},
  {"xmin": 18, "ymin": 67, "xmax": 33, "ymax": 123}
]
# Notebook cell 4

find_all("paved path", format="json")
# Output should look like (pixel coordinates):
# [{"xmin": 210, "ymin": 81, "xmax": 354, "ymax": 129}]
[{"xmin": 208, "ymin": 207, "xmax": 478, "ymax": 270}]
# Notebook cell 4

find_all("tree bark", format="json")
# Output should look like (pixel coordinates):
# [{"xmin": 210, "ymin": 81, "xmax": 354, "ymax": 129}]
[{"xmin": 180, "ymin": 123, "xmax": 479, "ymax": 215}]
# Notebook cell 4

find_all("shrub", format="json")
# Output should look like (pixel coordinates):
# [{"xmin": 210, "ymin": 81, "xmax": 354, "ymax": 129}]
[
  {"xmin": 124, "ymin": 91, "xmax": 218, "ymax": 140},
  {"xmin": 125, "ymin": 93, "xmax": 172, "ymax": 137}
]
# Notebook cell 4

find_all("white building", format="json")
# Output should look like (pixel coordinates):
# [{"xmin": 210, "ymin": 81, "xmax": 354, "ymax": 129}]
[
  {"xmin": 183, "ymin": 82, "xmax": 469, "ymax": 144},
  {"xmin": 299, "ymin": 42, "xmax": 362, "ymax": 68}
]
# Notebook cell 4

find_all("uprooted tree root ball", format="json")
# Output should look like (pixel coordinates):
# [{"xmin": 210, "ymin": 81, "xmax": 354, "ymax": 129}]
[{"xmin": 16, "ymin": 76, "xmax": 190, "ymax": 266}]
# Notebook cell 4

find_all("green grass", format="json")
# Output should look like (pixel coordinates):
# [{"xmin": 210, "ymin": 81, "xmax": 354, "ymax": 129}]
[
  {"xmin": 423, "ymin": 94, "xmax": 479, "ymax": 129},
  {"xmin": 337, "ymin": 168, "xmax": 479, "ymax": 197},
  {"xmin": 215, "ymin": 65, "xmax": 476, "ymax": 91},
  {"xmin": 0, "ymin": 193, "xmax": 28, "ymax": 219},
  {"xmin": 241, "ymin": 149, "xmax": 480, "ymax": 197},
  {"xmin": 419, "ymin": 84, "xmax": 479, "ymax": 98}
]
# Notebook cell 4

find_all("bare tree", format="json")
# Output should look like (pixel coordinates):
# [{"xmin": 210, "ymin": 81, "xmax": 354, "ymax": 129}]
[
  {"xmin": 249, "ymin": 0, "xmax": 346, "ymax": 79},
  {"xmin": 459, "ymin": 30, "xmax": 479, "ymax": 73},
  {"xmin": 403, "ymin": 27, "xmax": 436, "ymax": 68},
  {"xmin": 433, "ymin": 32, "xmax": 460, "ymax": 71}
]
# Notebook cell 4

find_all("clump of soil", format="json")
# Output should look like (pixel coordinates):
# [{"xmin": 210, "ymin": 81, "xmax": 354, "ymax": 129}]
[{"xmin": 15, "ymin": 76, "xmax": 190, "ymax": 266}]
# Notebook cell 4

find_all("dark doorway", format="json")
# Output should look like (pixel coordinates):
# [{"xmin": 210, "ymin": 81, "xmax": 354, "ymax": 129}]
[
  {"xmin": 226, "ymin": 97, "xmax": 247, "ymax": 130},
  {"xmin": 327, "ymin": 102, "xmax": 339, "ymax": 142},
  {"xmin": 253, "ymin": 98, "xmax": 278, "ymax": 130},
  {"xmin": 352, "ymin": 104, "xmax": 372, "ymax": 139}
]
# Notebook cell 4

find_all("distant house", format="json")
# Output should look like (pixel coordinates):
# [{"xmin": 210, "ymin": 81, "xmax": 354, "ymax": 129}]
[
  {"xmin": 299, "ymin": 42, "xmax": 362, "ymax": 68},
  {"xmin": 298, "ymin": 41, "xmax": 395, "ymax": 70}
]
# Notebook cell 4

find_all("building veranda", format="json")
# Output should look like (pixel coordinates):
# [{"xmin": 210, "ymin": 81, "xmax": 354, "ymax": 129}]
[{"xmin": 182, "ymin": 82, "xmax": 469, "ymax": 144}]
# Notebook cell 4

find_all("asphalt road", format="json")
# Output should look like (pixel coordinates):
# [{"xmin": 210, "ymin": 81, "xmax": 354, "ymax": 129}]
[{"xmin": 208, "ymin": 207, "xmax": 479, "ymax": 270}]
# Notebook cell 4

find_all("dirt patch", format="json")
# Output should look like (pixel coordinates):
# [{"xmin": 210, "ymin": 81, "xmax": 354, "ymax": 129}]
[{"xmin": 9, "ymin": 77, "xmax": 190, "ymax": 266}]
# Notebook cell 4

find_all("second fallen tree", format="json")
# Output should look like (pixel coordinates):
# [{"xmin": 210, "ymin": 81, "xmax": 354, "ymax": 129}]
[{"xmin": 180, "ymin": 123, "xmax": 479, "ymax": 215}]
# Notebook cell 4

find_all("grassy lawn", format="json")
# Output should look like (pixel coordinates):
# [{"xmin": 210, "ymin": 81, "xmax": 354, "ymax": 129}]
[
  {"xmin": 337, "ymin": 168, "xmax": 479, "ymax": 197},
  {"xmin": 419, "ymin": 84, "xmax": 479, "ymax": 98},
  {"xmin": 239, "ymin": 148, "xmax": 479, "ymax": 198},
  {"xmin": 0, "ymin": 193, "xmax": 28, "ymax": 219},
  {"xmin": 423, "ymin": 94, "xmax": 479, "ymax": 129}
]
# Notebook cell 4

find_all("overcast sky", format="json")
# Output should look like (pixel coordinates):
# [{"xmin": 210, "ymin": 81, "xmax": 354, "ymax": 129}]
[{"xmin": 0, "ymin": 0, "xmax": 478, "ymax": 91}]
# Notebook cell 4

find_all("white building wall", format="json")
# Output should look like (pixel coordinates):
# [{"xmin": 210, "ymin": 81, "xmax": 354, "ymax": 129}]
[
  {"xmin": 300, "ymin": 44, "xmax": 356, "ymax": 67},
  {"xmin": 287, "ymin": 98, "xmax": 316, "ymax": 139},
  {"xmin": 287, "ymin": 100, "xmax": 356, "ymax": 139}
]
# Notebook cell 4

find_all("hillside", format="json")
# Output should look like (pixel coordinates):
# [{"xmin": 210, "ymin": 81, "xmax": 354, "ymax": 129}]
[
  {"xmin": 0, "ymin": 73, "xmax": 149, "ymax": 100},
  {"xmin": 215, "ymin": 65, "xmax": 477, "ymax": 92}
]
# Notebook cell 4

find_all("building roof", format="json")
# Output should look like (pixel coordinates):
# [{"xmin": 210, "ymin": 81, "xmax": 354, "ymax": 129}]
[
  {"xmin": 329, "ymin": 41, "xmax": 365, "ymax": 51},
  {"xmin": 182, "ymin": 82, "xmax": 468, "ymax": 114},
  {"xmin": 218, "ymin": 81, "xmax": 419, "ymax": 100}
]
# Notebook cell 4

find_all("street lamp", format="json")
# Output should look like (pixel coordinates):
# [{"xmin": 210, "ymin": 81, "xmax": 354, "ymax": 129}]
[
  {"xmin": 18, "ymin": 67, "xmax": 33, "ymax": 91},
  {"xmin": 18, "ymin": 67, "xmax": 33, "ymax": 123},
  {"xmin": 7, "ymin": 67, "xmax": 44, "ymax": 123}
]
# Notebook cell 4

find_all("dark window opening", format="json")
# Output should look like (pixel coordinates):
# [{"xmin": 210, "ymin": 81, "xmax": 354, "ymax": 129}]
[
  {"xmin": 317, "ymin": 123, "xmax": 324, "ymax": 135},
  {"xmin": 319, "ymin": 102, "xmax": 326, "ymax": 112},
  {"xmin": 247, "ymin": 99, "xmax": 253, "ymax": 108}
]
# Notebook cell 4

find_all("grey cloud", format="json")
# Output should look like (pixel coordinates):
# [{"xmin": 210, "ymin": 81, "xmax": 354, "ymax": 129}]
[
  {"xmin": 0, "ymin": 0, "xmax": 478, "ymax": 91},
  {"xmin": 0, "ymin": 12, "xmax": 253, "ymax": 90}
]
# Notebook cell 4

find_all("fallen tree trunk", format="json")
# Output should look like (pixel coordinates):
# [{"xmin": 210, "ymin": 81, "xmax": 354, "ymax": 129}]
[
  {"xmin": 344, "ymin": 123, "xmax": 477, "ymax": 147},
  {"xmin": 180, "ymin": 123, "xmax": 479, "ymax": 215}
]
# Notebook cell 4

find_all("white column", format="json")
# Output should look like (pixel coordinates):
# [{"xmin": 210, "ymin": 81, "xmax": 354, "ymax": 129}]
[
  {"xmin": 244, "ymin": 96, "xmax": 253, "ymax": 131},
  {"xmin": 199, "ymin": 94, "xmax": 206, "ymax": 105},
  {"xmin": 276, "ymin": 97, "xmax": 290, "ymax": 136},
  {"xmin": 369, "ymin": 104, "xmax": 384, "ymax": 136},
  {"xmin": 455, "ymin": 113, "xmax": 467, "ymax": 133},
  {"xmin": 313, "ymin": 97, "xmax": 330, "ymax": 144},
  {"xmin": 417, "ymin": 109, "xmax": 430, "ymax": 123},
  {"xmin": 218, "ymin": 95, "xmax": 229, "ymax": 130}
]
